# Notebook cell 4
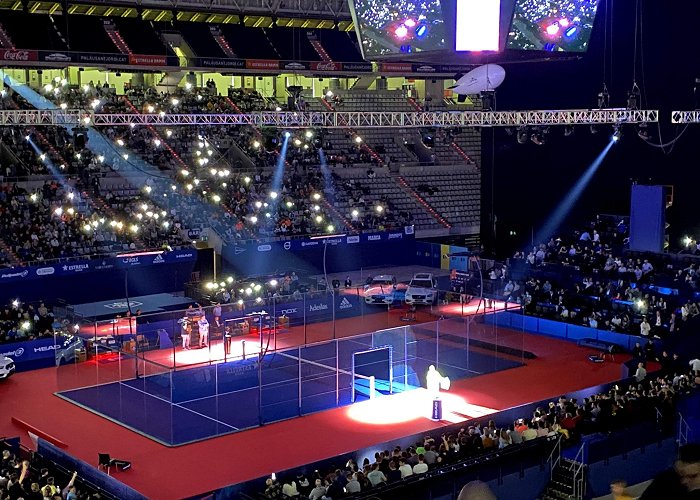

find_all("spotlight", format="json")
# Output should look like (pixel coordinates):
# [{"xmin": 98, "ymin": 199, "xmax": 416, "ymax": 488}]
[
  {"xmin": 627, "ymin": 83, "xmax": 640, "ymax": 110},
  {"xmin": 530, "ymin": 129, "xmax": 546, "ymax": 146},
  {"xmin": 590, "ymin": 125, "xmax": 598, "ymax": 135},
  {"xmin": 637, "ymin": 123, "xmax": 650, "ymax": 141},
  {"xmin": 612, "ymin": 126, "xmax": 622, "ymax": 142},
  {"xmin": 516, "ymin": 126, "xmax": 528, "ymax": 145},
  {"xmin": 563, "ymin": 126, "xmax": 574, "ymax": 137},
  {"xmin": 284, "ymin": 131, "xmax": 291, "ymax": 138}
]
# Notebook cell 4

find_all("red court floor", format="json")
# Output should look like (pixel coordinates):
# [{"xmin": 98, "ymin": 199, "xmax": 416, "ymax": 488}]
[{"xmin": 0, "ymin": 324, "xmax": 635, "ymax": 500}]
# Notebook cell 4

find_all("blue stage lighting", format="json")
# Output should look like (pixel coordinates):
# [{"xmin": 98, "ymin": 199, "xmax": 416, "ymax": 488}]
[
  {"xmin": 284, "ymin": 131, "xmax": 291, "ymax": 138},
  {"xmin": 565, "ymin": 26, "xmax": 578, "ymax": 38},
  {"xmin": 415, "ymin": 25, "xmax": 427, "ymax": 39}
]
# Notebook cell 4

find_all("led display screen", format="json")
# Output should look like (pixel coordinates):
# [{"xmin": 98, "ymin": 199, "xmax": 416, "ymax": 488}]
[
  {"xmin": 350, "ymin": 0, "xmax": 447, "ymax": 57},
  {"xmin": 455, "ymin": 0, "xmax": 501, "ymax": 51},
  {"xmin": 506, "ymin": 0, "xmax": 601, "ymax": 52}
]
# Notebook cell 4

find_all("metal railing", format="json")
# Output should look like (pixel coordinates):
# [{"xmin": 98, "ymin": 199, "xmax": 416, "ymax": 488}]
[
  {"xmin": 546, "ymin": 433, "xmax": 562, "ymax": 483},
  {"xmin": 571, "ymin": 442, "xmax": 586, "ymax": 500},
  {"xmin": 679, "ymin": 412, "xmax": 690, "ymax": 447}
]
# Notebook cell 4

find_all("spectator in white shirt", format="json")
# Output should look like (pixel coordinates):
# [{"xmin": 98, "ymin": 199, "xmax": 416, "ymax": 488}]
[{"xmin": 412, "ymin": 454, "xmax": 429, "ymax": 474}]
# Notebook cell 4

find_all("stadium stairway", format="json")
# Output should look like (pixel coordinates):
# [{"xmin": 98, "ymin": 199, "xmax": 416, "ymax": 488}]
[
  {"xmin": 407, "ymin": 97, "xmax": 422, "ymax": 111},
  {"xmin": 31, "ymin": 128, "xmax": 150, "ymax": 249},
  {"xmin": 103, "ymin": 21, "xmax": 132, "ymax": 55},
  {"xmin": 451, "ymin": 141, "xmax": 475, "ymax": 166},
  {"xmin": 211, "ymin": 26, "xmax": 237, "ymax": 58},
  {"xmin": 396, "ymin": 175, "xmax": 451, "ymax": 228},
  {"xmin": 224, "ymin": 97, "xmax": 244, "ymax": 115},
  {"xmin": 0, "ymin": 238, "xmax": 23, "ymax": 267},
  {"xmin": 0, "ymin": 22, "xmax": 14, "ymax": 49},
  {"xmin": 321, "ymin": 199, "xmax": 355, "ymax": 231},
  {"xmin": 540, "ymin": 457, "xmax": 583, "ymax": 500},
  {"xmin": 308, "ymin": 38, "xmax": 333, "ymax": 62},
  {"xmin": 319, "ymin": 97, "xmax": 385, "ymax": 165},
  {"xmin": 121, "ymin": 96, "xmax": 241, "ymax": 223}
]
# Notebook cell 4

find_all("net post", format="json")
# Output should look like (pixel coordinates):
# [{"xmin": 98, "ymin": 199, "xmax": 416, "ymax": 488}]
[
  {"xmin": 241, "ymin": 340, "xmax": 246, "ymax": 360},
  {"xmin": 369, "ymin": 376, "xmax": 375, "ymax": 399}
]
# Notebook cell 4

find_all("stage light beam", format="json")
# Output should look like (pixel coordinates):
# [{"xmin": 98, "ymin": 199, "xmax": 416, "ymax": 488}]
[{"xmin": 533, "ymin": 140, "xmax": 614, "ymax": 244}]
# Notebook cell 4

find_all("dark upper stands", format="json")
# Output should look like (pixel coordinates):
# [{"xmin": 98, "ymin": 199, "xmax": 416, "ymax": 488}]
[
  {"xmin": 0, "ymin": 11, "xmax": 67, "ymax": 50},
  {"xmin": 219, "ymin": 24, "xmax": 279, "ymax": 59},
  {"xmin": 113, "ymin": 18, "xmax": 173, "ymax": 55},
  {"xmin": 315, "ymin": 29, "xmax": 365, "ymax": 62},
  {"xmin": 176, "ymin": 21, "xmax": 226, "ymax": 58},
  {"xmin": 0, "ymin": 10, "xmax": 365, "ymax": 62},
  {"xmin": 63, "ymin": 15, "xmax": 118, "ymax": 54}
]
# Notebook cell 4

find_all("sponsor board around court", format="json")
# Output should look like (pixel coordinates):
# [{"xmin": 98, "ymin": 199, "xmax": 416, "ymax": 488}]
[{"xmin": 0, "ymin": 249, "xmax": 197, "ymax": 283}]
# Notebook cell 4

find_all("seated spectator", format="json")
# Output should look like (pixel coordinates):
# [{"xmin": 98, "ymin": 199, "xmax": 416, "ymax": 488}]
[{"xmin": 412, "ymin": 454, "xmax": 429, "ymax": 474}]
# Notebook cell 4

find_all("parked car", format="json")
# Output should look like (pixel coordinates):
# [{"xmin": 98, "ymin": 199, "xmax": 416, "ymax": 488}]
[
  {"xmin": 0, "ymin": 355, "xmax": 15, "ymax": 379},
  {"xmin": 55, "ymin": 335, "xmax": 85, "ymax": 365},
  {"xmin": 405, "ymin": 273, "xmax": 439, "ymax": 305},
  {"xmin": 364, "ymin": 275, "xmax": 407, "ymax": 305}
]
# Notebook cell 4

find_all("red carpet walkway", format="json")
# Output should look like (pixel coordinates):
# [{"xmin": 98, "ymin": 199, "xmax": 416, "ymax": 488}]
[{"xmin": 0, "ymin": 327, "xmax": 635, "ymax": 500}]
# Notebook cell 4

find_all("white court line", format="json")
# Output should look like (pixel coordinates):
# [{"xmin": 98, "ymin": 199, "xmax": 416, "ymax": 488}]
[{"xmin": 118, "ymin": 382, "xmax": 239, "ymax": 431}]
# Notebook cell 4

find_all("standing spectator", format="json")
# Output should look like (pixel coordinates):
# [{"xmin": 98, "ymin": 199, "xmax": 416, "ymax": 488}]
[
  {"xmin": 640, "ymin": 443, "xmax": 700, "ymax": 499},
  {"xmin": 610, "ymin": 479, "xmax": 634, "ymax": 500},
  {"xmin": 635, "ymin": 362, "xmax": 647, "ymax": 383}
]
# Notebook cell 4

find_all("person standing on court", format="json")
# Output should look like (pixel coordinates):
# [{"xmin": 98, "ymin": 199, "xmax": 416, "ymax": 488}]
[
  {"xmin": 198, "ymin": 316, "xmax": 209, "ymax": 348},
  {"xmin": 179, "ymin": 317, "xmax": 191, "ymax": 350}
]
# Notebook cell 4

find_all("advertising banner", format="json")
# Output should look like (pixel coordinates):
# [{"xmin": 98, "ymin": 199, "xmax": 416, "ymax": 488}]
[
  {"xmin": 0, "ymin": 49, "xmax": 38, "ymax": 62},
  {"xmin": 195, "ymin": 57, "xmax": 246, "ymax": 69},
  {"xmin": 310, "ymin": 61, "xmax": 342, "ymax": 72},
  {"xmin": 245, "ymin": 59, "xmax": 280, "ymax": 71},
  {"xmin": 341, "ymin": 62, "xmax": 373, "ymax": 72},
  {"xmin": 281, "ymin": 60, "xmax": 311, "ymax": 71},
  {"xmin": 0, "ymin": 336, "xmax": 67, "ymax": 368},
  {"xmin": 0, "ymin": 249, "xmax": 197, "ymax": 284},
  {"xmin": 75, "ymin": 52, "xmax": 129, "ymax": 65},
  {"xmin": 379, "ymin": 62, "xmax": 413, "ymax": 73},
  {"xmin": 129, "ymin": 54, "xmax": 168, "ymax": 66},
  {"xmin": 38, "ymin": 51, "xmax": 73, "ymax": 63}
]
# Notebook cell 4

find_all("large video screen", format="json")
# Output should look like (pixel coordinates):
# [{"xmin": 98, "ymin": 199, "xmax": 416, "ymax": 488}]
[
  {"xmin": 455, "ymin": 0, "xmax": 501, "ymax": 52},
  {"xmin": 350, "ymin": 0, "xmax": 447, "ymax": 58},
  {"xmin": 506, "ymin": 0, "xmax": 601, "ymax": 52}
]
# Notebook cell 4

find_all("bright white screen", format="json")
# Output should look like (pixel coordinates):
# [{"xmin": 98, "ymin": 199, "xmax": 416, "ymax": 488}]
[{"xmin": 455, "ymin": 0, "xmax": 500, "ymax": 51}]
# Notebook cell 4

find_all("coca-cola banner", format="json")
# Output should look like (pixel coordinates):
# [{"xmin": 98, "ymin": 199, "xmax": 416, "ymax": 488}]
[
  {"xmin": 0, "ymin": 49, "xmax": 38, "ymax": 62},
  {"xmin": 310, "ymin": 61, "xmax": 342, "ymax": 72},
  {"xmin": 245, "ymin": 59, "xmax": 280, "ymax": 70}
]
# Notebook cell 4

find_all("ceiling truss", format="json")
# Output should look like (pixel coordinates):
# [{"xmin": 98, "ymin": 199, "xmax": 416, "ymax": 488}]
[{"xmin": 0, "ymin": 109, "xmax": 659, "ymax": 128}]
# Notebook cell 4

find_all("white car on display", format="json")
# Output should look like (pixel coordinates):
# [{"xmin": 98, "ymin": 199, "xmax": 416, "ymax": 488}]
[
  {"xmin": 405, "ymin": 273, "xmax": 439, "ymax": 305},
  {"xmin": 0, "ymin": 355, "xmax": 15, "ymax": 379},
  {"xmin": 364, "ymin": 275, "xmax": 406, "ymax": 305}
]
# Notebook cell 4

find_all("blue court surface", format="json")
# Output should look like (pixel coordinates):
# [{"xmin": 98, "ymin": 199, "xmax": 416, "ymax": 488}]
[
  {"xmin": 56, "ymin": 345, "xmax": 523, "ymax": 446},
  {"xmin": 70, "ymin": 293, "xmax": 195, "ymax": 320}
]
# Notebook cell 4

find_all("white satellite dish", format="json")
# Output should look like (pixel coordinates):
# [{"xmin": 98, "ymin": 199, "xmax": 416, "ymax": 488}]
[{"xmin": 450, "ymin": 64, "xmax": 506, "ymax": 96}]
